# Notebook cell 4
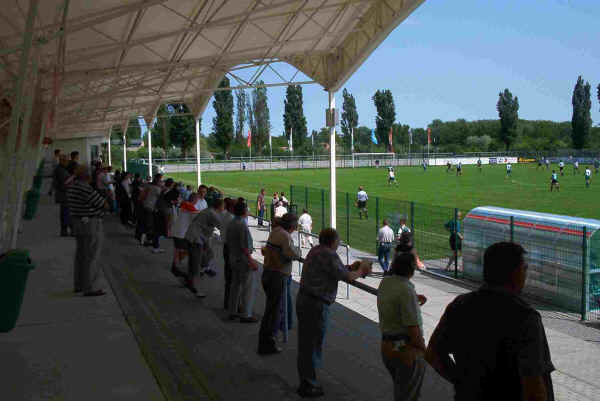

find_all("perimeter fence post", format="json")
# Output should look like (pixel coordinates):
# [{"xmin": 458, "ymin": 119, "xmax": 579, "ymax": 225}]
[
  {"xmin": 410, "ymin": 201, "xmax": 415, "ymax": 233},
  {"xmin": 510, "ymin": 216, "xmax": 514, "ymax": 242},
  {"xmin": 376, "ymin": 197, "xmax": 380, "ymax": 252},
  {"xmin": 321, "ymin": 189, "xmax": 325, "ymax": 231},
  {"xmin": 454, "ymin": 207, "xmax": 459, "ymax": 279},
  {"xmin": 346, "ymin": 192, "xmax": 350, "ymax": 245},
  {"xmin": 581, "ymin": 226, "xmax": 589, "ymax": 321},
  {"xmin": 305, "ymin": 186, "xmax": 308, "ymax": 210},
  {"xmin": 290, "ymin": 185, "xmax": 294, "ymax": 204}
]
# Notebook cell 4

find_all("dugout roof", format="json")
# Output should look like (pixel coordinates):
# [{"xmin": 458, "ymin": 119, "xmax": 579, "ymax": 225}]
[{"xmin": 0, "ymin": 0, "xmax": 425, "ymax": 139}]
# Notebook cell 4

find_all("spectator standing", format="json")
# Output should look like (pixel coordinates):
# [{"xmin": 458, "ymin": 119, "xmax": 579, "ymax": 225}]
[
  {"xmin": 119, "ymin": 172, "xmax": 133, "ymax": 225},
  {"xmin": 258, "ymin": 213, "xmax": 302, "ymax": 354},
  {"xmin": 170, "ymin": 193, "xmax": 200, "ymax": 279},
  {"xmin": 54, "ymin": 154, "xmax": 73, "ymax": 236},
  {"xmin": 377, "ymin": 252, "xmax": 428, "ymax": 401},
  {"xmin": 67, "ymin": 151, "xmax": 79, "ymax": 175},
  {"xmin": 395, "ymin": 232, "xmax": 427, "ymax": 271},
  {"xmin": 221, "ymin": 198, "xmax": 236, "ymax": 309},
  {"xmin": 226, "ymin": 201, "xmax": 260, "ymax": 322},
  {"xmin": 49, "ymin": 149, "xmax": 60, "ymax": 196},
  {"xmin": 356, "ymin": 186, "xmax": 368, "ymax": 219},
  {"xmin": 256, "ymin": 188, "xmax": 266, "ymax": 226},
  {"xmin": 195, "ymin": 184, "xmax": 208, "ymax": 211},
  {"xmin": 159, "ymin": 178, "xmax": 179, "ymax": 238},
  {"xmin": 396, "ymin": 216, "xmax": 411, "ymax": 240},
  {"xmin": 138, "ymin": 174, "xmax": 163, "ymax": 249},
  {"xmin": 66, "ymin": 167, "xmax": 107, "ymax": 296},
  {"xmin": 444, "ymin": 211, "xmax": 463, "ymax": 272},
  {"xmin": 377, "ymin": 219, "xmax": 395, "ymax": 272},
  {"xmin": 279, "ymin": 192, "xmax": 289, "ymax": 207},
  {"xmin": 296, "ymin": 228, "xmax": 370, "ymax": 397},
  {"xmin": 298, "ymin": 209, "xmax": 313, "ymax": 248},
  {"xmin": 185, "ymin": 198, "xmax": 224, "ymax": 296},
  {"xmin": 426, "ymin": 242, "xmax": 555, "ymax": 401}
]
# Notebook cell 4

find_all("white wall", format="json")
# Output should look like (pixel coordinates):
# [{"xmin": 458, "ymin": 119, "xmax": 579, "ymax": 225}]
[{"xmin": 51, "ymin": 135, "xmax": 107, "ymax": 168}]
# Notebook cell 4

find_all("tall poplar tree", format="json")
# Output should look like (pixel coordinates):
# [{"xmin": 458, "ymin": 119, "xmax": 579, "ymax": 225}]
[
  {"xmin": 341, "ymin": 88, "xmax": 359, "ymax": 151},
  {"xmin": 211, "ymin": 77, "xmax": 234, "ymax": 157},
  {"xmin": 283, "ymin": 85, "xmax": 308, "ymax": 150},
  {"xmin": 372, "ymin": 89, "xmax": 395, "ymax": 151},
  {"xmin": 251, "ymin": 81, "xmax": 270, "ymax": 154},
  {"xmin": 234, "ymin": 89, "xmax": 246, "ymax": 143},
  {"xmin": 496, "ymin": 89, "xmax": 519, "ymax": 150},
  {"xmin": 571, "ymin": 76, "xmax": 592, "ymax": 149}
]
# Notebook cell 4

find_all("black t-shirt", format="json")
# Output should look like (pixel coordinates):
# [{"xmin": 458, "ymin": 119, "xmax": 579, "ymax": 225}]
[{"xmin": 431, "ymin": 285, "xmax": 555, "ymax": 401}]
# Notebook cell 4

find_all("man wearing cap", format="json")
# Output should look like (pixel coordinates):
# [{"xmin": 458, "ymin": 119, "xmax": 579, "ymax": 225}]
[{"xmin": 66, "ymin": 167, "xmax": 108, "ymax": 296}]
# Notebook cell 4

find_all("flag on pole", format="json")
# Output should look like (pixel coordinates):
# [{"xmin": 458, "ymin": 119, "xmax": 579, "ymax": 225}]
[
  {"xmin": 388, "ymin": 126, "xmax": 393, "ymax": 151},
  {"xmin": 427, "ymin": 127, "xmax": 431, "ymax": 145},
  {"xmin": 289, "ymin": 126, "xmax": 293, "ymax": 152},
  {"xmin": 247, "ymin": 130, "xmax": 252, "ymax": 148},
  {"xmin": 409, "ymin": 128, "xmax": 413, "ymax": 145},
  {"xmin": 371, "ymin": 128, "xmax": 378, "ymax": 144}
]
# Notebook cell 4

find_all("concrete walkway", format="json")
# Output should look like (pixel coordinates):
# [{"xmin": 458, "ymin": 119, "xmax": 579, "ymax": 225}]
[
  {"xmin": 3, "ymin": 193, "xmax": 599, "ymax": 401},
  {"xmin": 0, "ymin": 197, "xmax": 164, "ymax": 401}
]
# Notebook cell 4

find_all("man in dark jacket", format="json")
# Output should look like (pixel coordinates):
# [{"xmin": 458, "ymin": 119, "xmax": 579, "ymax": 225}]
[{"xmin": 54, "ymin": 154, "xmax": 73, "ymax": 236}]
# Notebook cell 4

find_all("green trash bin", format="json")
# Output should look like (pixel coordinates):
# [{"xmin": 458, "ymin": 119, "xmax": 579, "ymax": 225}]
[
  {"xmin": 0, "ymin": 249, "xmax": 35, "ymax": 332},
  {"xmin": 23, "ymin": 189, "xmax": 41, "ymax": 220}
]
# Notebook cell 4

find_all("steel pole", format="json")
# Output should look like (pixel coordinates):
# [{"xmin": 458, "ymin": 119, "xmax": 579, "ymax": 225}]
[
  {"xmin": 328, "ymin": 91, "xmax": 336, "ymax": 228},
  {"xmin": 195, "ymin": 118, "xmax": 201, "ymax": 188},
  {"xmin": 122, "ymin": 120, "xmax": 129, "ymax": 172},
  {"xmin": 147, "ymin": 117, "xmax": 153, "ymax": 178},
  {"xmin": 107, "ymin": 127, "xmax": 112, "ymax": 166}
]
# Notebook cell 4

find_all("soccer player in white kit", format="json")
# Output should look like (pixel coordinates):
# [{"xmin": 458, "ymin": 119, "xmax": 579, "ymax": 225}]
[
  {"xmin": 559, "ymin": 160, "xmax": 565, "ymax": 176},
  {"xmin": 387, "ymin": 167, "xmax": 397, "ymax": 185},
  {"xmin": 356, "ymin": 186, "xmax": 369, "ymax": 219},
  {"xmin": 506, "ymin": 163, "xmax": 512, "ymax": 178},
  {"xmin": 585, "ymin": 167, "xmax": 592, "ymax": 188},
  {"xmin": 574, "ymin": 160, "xmax": 579, "ymax": 174}
]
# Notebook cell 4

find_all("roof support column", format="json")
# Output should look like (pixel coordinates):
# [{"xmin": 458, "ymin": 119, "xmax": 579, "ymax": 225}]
[
  {"xmin": 195, "ymin": 118, "xmax": 201, "ymax": 188},
  {"xmin": 122, "ymin": 120, "xmax": 129, "ymax": 172},
  {"xmin": 328, "ymin": 90, "xmax": 336, "ymax": 229},
  {"xmin": 107, "ymin": 127, "xmax": 112, "ymax": 166},
  {"xmin": 144, "ymin": 115, "xmax": 155, "ymax": 179}
]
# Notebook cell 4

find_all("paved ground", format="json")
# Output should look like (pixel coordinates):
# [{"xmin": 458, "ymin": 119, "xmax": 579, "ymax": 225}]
[
  {"xmin": 3, "ymin": 189, "xmax": 599, "ymax": 401},
  {"xmin": 0, "ymin": 197, "xmax": 164, "ymax": 401}
]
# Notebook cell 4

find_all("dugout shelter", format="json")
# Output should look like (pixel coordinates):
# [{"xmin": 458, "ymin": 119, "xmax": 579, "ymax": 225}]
[{"xmin": 463, "ymin": 206, "xmax": 600, "ymax": 317}]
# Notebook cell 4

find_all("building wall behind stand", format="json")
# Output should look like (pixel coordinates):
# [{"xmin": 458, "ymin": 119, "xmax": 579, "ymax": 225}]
[{"xmin": 51, "ymin": 136, "xmax": 106, "ymax": 169}]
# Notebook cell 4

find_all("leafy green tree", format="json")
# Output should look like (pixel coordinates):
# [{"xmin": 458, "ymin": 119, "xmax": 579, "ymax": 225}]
[
  {"xmin": 148, "ymin": 104, "xmax": 170, "ymax": 149},
  {"xmin": 168, "ymin": 103, "xmax": 196, "ymax": 157},
  {"xmin": 251, "ymin": 81, "xmax": 270, "ymax": 154},
  {"xmin": 211, "ymin": 77, "xmax": 234, "ymax": 157},
  {"xmin": 496, "ymin": 89, "xmax": 519, "ymax": 150},
  {"xmin": 235, "ymin": 89, "xmax": 246, "ymax": 144},
  {"xmin": 571, "ymin": 76, "xmax": 592, "ymax": 149},
  {"xmin": 283, "ymin": 85, "xmax": 307, "ymax": 150},
  {"xmin": 372, "ymin": 89, "xmax": 396, "ymax": 151},
  {"xmin": 341, "ymin": 88, "xmax": 359, "ymax": 152}
]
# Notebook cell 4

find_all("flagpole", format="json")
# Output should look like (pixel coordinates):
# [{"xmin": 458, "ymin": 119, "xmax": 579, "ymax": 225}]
[
  {"xmin": 290, "ymin": 126, "xmax": 293, "ymax": 158},
  {"xmin": 269, "ymin": 130, "xmax": 272, "ymax": 168}
]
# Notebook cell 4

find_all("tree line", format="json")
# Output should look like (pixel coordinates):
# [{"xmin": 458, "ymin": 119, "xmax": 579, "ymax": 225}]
[{"xmin": 111, "ymin": 76, "xmax": 600, "ymax": 158}]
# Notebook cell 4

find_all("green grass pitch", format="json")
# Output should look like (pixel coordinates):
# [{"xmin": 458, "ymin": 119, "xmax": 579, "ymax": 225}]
[{"xmin": 169, "ymin": 163, "xmax": 598, "ymax": 261}]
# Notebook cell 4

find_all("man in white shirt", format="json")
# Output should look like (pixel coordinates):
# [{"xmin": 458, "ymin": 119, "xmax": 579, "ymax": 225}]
[
  {"xmin": 298, "ymin": 209, "xmax": 314, "ymax": 248},
  {"xmin": 506, "ymin": 163, "xmax": 512, "ymax": 178},
  {"xmin": 377, "ymin": 219, "xmax": 395, "ymax": 272},
  {"xmin": 356, "ymin": 186, "xmax": 368, "ymax": 220},
  {"xmin": 274, "ymin": 201, "xmax": 287, "ymax": 218},
  {"xmin": 194, "ymin": 184, "xmax": 208, "ymax": 211},
  {"xmin": 387, "ymin": 167, "xmax": 396, "ymax": 185},
  {"xmin": 574, "ymin": 160, "xmax": 579, "ymax": 174},
  {"xmin": 559, "ymin": 160, "xmax": 565, "ymax": 176}
]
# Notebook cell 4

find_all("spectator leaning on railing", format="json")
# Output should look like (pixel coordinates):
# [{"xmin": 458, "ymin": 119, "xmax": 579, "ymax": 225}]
[{"xmin": 295, "ymin": 228, "xmax": 371, "ymax": 398}]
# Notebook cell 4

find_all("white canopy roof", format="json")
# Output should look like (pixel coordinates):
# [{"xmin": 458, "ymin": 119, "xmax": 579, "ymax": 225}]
[{"xmin": 0, "ymin": 0, "xmax": 424, "ymax": 139}]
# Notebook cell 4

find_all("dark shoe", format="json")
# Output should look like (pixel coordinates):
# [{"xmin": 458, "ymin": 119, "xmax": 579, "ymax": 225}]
[
  {"xmin": 228, "ymin": 314, "xmax": 238, "ymax": 321},
  {"xmin": 171, "ymin": 266, "xmax": 188, "ymax": 279},
  {"xmin": 205, "ymin": 269, "xmax": 217, "ymax": 277},
  {"xmin": 83, "ymin": 290, "xmax": 106, "ymax": 297},
  {"xmin": 257, "ymin": 346, "xmax": 283, "ymax": 355},
  {"xmin": 185, "ymin": 280, "xmax": 197, "ymax": 294},
  {"xmin": 297, "ymin": 385, "xmax": 324, "ymax": 398},
  {"xmin": 239, "ymin": 316, "xmax": 259, "ymax": 323}
]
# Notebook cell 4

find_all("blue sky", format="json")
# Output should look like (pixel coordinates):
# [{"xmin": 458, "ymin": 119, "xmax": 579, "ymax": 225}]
[{"xmin": 198, "ymin": 0, "xmax": 599, "ymax": 138}]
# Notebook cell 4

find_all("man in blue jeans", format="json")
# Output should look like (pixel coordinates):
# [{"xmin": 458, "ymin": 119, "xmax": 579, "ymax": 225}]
[
  {"xmin": 296, "ymin": 228, "xmax": 370, "ymax": 397},
  {"xmin": 377, "ymin": 219, "xmax": 395, "ymax": 272},
  {"xmin": 256, "ymin": 188, "xmax": 266, "ymax": 226}
]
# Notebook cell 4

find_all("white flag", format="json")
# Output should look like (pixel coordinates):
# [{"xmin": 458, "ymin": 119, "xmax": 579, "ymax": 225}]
[{"xmin": 289, "ymin": 126, "xmax": 293, "ymax": 152}]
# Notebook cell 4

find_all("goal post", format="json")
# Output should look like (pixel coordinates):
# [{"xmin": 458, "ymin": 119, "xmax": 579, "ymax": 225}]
[{"xmin": 351, "ymin": 152, "xmax": 396, "ymax": 168}]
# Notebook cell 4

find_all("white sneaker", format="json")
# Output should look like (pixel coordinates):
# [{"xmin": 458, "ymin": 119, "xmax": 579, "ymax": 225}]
[{"xmin": 151, "ymin": 248, "xmax": 165, "ymax": 254}]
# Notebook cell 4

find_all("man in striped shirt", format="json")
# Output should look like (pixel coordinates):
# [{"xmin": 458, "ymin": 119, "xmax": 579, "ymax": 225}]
[{"xmin": 67, "ymin": 167, "xmax": 108, "ymax": 297}]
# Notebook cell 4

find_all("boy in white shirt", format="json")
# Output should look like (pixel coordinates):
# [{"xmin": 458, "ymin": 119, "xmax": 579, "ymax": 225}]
[
  {"xmin": 356, "ymin": 186, "xmax": 368, "ymax": 219},
  {"xmin": 585, "ymin": 167, "xmax": 592, "ymax": 188}
]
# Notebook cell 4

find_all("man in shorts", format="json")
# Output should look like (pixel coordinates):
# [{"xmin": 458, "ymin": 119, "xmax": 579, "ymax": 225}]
[
  {"xmin": 537, "ymin": 158, "xmax": 543, "ymax": 170},
  {"xmin": 387, "ymin": 167, "xmax": 396, "ymax": 185},
  {"xmin": 545, "ymin": 158, "xmax": 550, "ymax": 170},
  {"xmin": 422, "ymin": 160, "xmax": 427, "ymax": 172},
  {"xmin": 559, "ymin": 160, "xmax": 565, "ymax": 176},
  {"xmin": 477, "ymin": 158, "xmax": 482, "ymax": 172},
  {"xmin": 446, "ymin": 160, "xmax": 452, "ymax": 173},
  {"xmin": 573, "ymin": 160, "xmax": 579, "ymax": 175},
  {"xmin": 356, "ymin": 186, "xmax": 368, "ymax": 220},
  {"xmin": 456, "ymin": 161, "xmax": 462, "ymax": 176},
  {"xmin": 594, "ymin": 159, "xmax": 599, "ymax": 174},
  {"xmin": 550, "ymin": 170, "xmax": 559, "ymax": 192},
  {"xmin": 585, "ymin": 166, "xmax": 592, "ymax": 188},
  {"xmin": 506, "ymin": 162, "xmax": 512, "ymax": 178}
]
